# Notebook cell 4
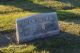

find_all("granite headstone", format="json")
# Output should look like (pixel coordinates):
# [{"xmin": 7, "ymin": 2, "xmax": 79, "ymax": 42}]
[{"xmin": 16, "ymin": 12, "xmax": 60, "ymax": 43}]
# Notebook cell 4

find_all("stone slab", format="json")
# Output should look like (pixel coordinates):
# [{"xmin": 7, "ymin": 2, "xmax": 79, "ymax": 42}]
[{"xmin": 16, "ymin": 12, "xmax": 60, "ymax": 43}]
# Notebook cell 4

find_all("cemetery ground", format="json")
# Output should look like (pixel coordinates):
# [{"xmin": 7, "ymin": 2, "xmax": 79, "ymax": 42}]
[{"xmin": 0, "ymin": 0, "xmax": 80, "ymax": 53}]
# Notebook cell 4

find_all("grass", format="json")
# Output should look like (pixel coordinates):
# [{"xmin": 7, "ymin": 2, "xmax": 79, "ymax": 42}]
[
  {"xmin": 0, "ymin": 31, "xmax": 80, "ymax": 53},
  {"xmin": 35, "ymin": 1, "xmax": 73, "ymax": 10},
  {"xmin": 0, "ymin": 12, "xmax": 36, "ymax": 31},
  {"xmin": 0, "ymin": 0, "xmax": 80, "ymax": 53}
]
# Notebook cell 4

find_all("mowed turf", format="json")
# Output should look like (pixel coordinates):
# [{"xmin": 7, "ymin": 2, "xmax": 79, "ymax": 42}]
[{"xmin": 0, "ymin": 0, "xmax": 80, "ymax": 53}]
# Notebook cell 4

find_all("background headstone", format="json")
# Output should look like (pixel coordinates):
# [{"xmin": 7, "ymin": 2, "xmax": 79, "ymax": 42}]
[{"xmin": 16, "ymin": 12, "xmax": 60, "ymax": 43}]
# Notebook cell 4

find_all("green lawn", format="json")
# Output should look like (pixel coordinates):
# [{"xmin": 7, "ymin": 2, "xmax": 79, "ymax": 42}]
[{"xmin": 0, "ymin": 0, "xmax": 80, "ymax": 53}]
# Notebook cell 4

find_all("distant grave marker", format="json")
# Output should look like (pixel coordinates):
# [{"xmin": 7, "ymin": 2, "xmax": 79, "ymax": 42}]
[{"xmin": 16, "ymin": 12, "xmax": 60, "ymax": 43}]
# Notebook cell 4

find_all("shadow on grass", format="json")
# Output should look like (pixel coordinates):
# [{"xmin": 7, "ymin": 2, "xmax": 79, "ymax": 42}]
[
  {"xmin": 24, "ymin": 31, "xmax": 80, "ymax": 53},
  {"xmin": 0, "ymin": 1, "xmax": 55, "ymax": 14},
  {"xmin": 0, "ymin": 0, "xmax": 80, "ymax": 14},
  {"xmin": 0, "ymin": 0, "xmax": 79, "ymax": 14},
  {"xmin": 0, "ymin": 29, "xmax": 16, "ymax": 47},
  {"xmin": 0, "ymin": 0, "xmax": 80, "ymax": 22},
  {"xmin": 57, "ymin": 10, "xmax": 80, "ymax": 24},
  {"xmin": 56, "ymin": 0, "xmax": 80, "ymax": 7},
  {"xmin": 0, "ymin": 30, "xmax": 80, "ymax": 53}
]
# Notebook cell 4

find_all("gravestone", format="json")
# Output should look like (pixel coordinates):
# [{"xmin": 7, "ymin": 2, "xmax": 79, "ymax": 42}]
[{"xmin": 16, "ymin": 12, "xmax": 60, "ymax": 43}]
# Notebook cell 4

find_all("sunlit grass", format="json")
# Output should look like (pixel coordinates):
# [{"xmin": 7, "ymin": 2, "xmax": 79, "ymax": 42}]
[
  {"xmin": 1, "ymin": 45, "xmax": 50, "ymax": 53},
  {"xmin": 59, "ymin": 21, "xmax": 80, "ymax": 35},
  {"xmin": 34, "ymin": 1, "xmax": 74, "ymax": 10},
  {"xmin": 0, "ymin": 12, "xmax": 37, "ymax": 31},
  {"xmin": 0, "ymin": 5, "xmax": 23, "ymax": 14},
  {"xmin": 1, "ymin": 8, "xmax": 80, "ymax": 31},
  {"xmin": 1, "ymin": 45, "xmax": 36, "ymax": 53}
]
